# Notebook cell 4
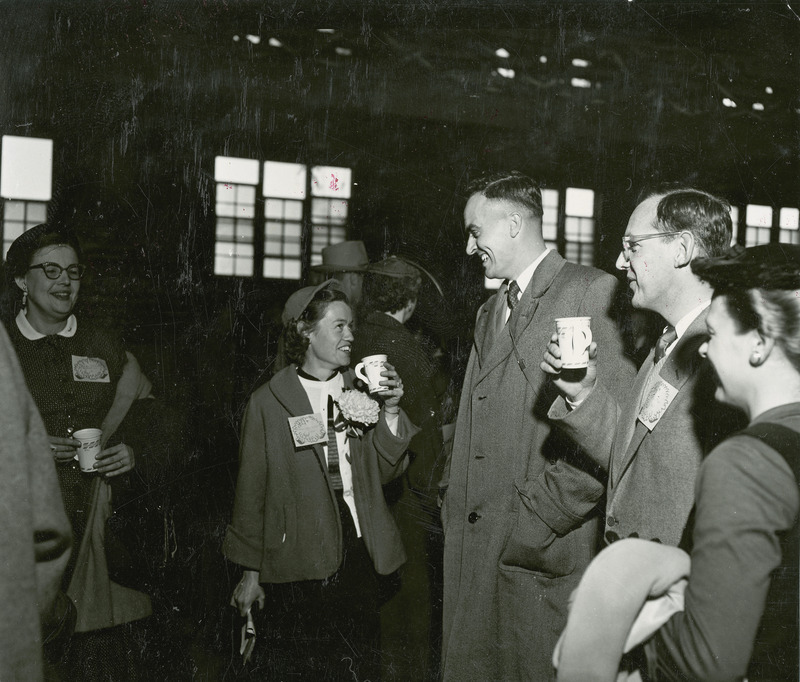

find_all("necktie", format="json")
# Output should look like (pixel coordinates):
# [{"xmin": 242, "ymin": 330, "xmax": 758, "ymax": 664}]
[
  {"xmin": 327, "ymin": 394, "xmax": 343, "ymax": 490},
  {"xmin": 507, "ymin": 280, "xmax": 521, "ymax": 313},
  {"xmin": 653, "ymin": 325, "xmax": 678, "ymax": 364}
]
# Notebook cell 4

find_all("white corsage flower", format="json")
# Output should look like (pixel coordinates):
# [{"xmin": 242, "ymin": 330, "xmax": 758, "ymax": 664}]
[{"xmin": 335, "ymin": 389, "xmax": 380, "ymax": 438}]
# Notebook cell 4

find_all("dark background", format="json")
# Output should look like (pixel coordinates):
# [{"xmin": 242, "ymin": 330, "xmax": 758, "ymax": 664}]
[{"xmin": 0, "ymin": 0, "xmax": 797, "ymax": 678}]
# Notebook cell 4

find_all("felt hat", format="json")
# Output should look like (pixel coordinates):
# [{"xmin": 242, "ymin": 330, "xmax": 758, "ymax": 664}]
[
  {"xmin": 281, "ymin": 279, "xmax": 342, "ymax": 325},
  {"xmin": 311, "ymin": 240, "xmax": 369, "ymax": 273},
  {"xmin": 692, "ymin": 243, "xmax": 800, "ymax": 291},
  {"xmin": 5, "ymin": 221, "xmax": 82, "ymax": 280},
  {"xmin": 367, "ymin": 256, "xmax": 422, "ymax": 280}
]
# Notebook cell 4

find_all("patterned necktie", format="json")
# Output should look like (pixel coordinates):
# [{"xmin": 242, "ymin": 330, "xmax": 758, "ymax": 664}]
[
  {"xmin": 327, "ymin": 394, "xmax": 343, "ymax": 490},
  {"xmin": 653, "ymin": 325, "xmax": 678, "ymax": 364},
  {"xmin": 507, "ymin": 280, "xmax": 521, "ymax": 313}
]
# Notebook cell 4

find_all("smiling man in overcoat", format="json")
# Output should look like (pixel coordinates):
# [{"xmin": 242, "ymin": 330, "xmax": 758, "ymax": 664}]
[{"xmin": 440, "ymin": 172, "xmax": 635, "ymax": 681}]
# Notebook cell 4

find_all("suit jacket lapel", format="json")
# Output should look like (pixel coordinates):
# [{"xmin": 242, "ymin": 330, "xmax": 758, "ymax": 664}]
[{"xmin": 612, "ymin": 309, "xmax": 710, "ymax": 488}]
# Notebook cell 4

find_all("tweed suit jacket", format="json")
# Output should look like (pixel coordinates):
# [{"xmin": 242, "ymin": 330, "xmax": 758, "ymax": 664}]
[
  {"xmin": 224, "ymin": 365, "xmax": 418, "ymax": 582},
  {"xmin": 549, "ymin": 310, "xmax": 746, "ymax": 547},
  {"xmin": 441, "ymin": 251, "xmax": 635, "ymax": 682}
]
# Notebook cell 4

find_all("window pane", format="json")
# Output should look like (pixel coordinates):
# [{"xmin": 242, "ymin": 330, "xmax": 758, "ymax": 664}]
[
  {"xmin": 238, "ymin": 185, "xmax": 256, "ymax": 205},
  {"xmin": 233, "ymin": 257, "xmax": 253, "ymax": 277},
  {"xmin": 265, "ymin": 198, "xmax": 284, "ymax": 219},
  {"xmin": 265, "ymin": 221, "xmax": 283, "ymax": 238},
  {"xmin": 284, "ymin": 200, "xmax": 303, "ymax": 221},
  {"xmin": 311, "ymin": 165, "xmax": 352, "ymax": 198},
  {"xmin": 214, "ymin": 156, "xmax": 259, "ymax": 185},
  {"xmin": 27, "ymin": 202, "xmax": 47, "ymax": 222},
  {"xmin": 730, "ymin": 206, "xmax": 739, "ymax": 245},
  {"xmin": 780, "ymin": 207, "xmax": 799, "ymax": 230},
  {"xmin": 779, "ymin": 230, "xmax": 800, "ymax": 245},
  {"xmin": 216, "ymin": 219, "xmax": 235, "ymax": 240},
  {"xmin": 216, "ymin": 202, "xmax": 235, "ymax": 218},
  {"xmin": 542, "ymin": 189, "xmax": 559, "ymax": 241},
  {"xmin": 264, "ymin": 161, "xmax": 307, "ymax": 199},
  {"xmin": 283, "ymin": 259, "xmax": 302, "ymax": 280},
  {"xmin": 236, "ymin": 222, "xmax": 253, "ymax": 241},
  {"xmin": 4, "ymin": 199, "xmax": 25, "ymax": 220},
  {"xmin": 565, "ymin": 188, "xmax": 594, "ymax": 218},
  {"xmin": 746, "ymin": 204, "xmax": 772, "ymax": 228},
  {"xmin": 215, "ymin": 254, "xmax": 235, "ymax": 276},
  {"xmin": 284, "ymin": 222, "xmax": 302, "ymax": 239},
  {"xmin": 1, "ymin": 136, "xmax": 53, "ymax": 200}
]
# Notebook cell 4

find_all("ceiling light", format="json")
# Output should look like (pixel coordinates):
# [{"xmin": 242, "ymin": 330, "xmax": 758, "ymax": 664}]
[
  {"xmin": 539, "ymin": 55, "xmax": 548, "ymax": 64},
  {"xmin": 766, "ymin": 86, "xmax": 774, "ymax": 94},
  {"xmin": 571, "ymin": 77, "xmax": 591, "ymax": 88},
  {"xmin": 335, "ymin": 47, "xmax": 352, "ymax": 56},
  {"xmin": 268, "ymin": 37, "xmax": 282, "ymax": 48},
  {"xmin": 233, "ymin": 35, "xmax": 240, "ymax": 42},
  {"xmin": 317, "ymin": 28, "xmax": 336, "ymax": 34},
  {"xmin": 496, "ymin": 67, "xmax": 515, "ymax": 79},
  {"xmin": 752, "ymin": 102, "xmax": 765, "ymax": 111},
  {"xmin": 722, "ymin": 98, "xmax": 737, "ymax": 108},
  {"xmin": 246, "ymin": 35, "xmax": 261, "ymax": 45},
  {"xmin": 495, "ymin": 48, "xmax": 510, "ymax": 59},
  {"xmin": 571, "ymin": 58, "xmax": 590, "ymax": 68}
]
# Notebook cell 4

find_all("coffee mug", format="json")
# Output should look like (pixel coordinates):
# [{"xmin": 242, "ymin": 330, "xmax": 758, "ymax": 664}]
[
  {"xmin": 555, "ymin": 317, "xmax": 592, "ymax": 369},
  {"xmin": 355, "ymin": 354, "xmax": 389, "ymax": 393}
]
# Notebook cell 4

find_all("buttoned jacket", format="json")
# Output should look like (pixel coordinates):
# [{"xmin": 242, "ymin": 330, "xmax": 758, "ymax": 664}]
[
  {"xmin": 549, "ymin": 310, "xmax": 745, "ymax": 546},
  {"xmin": 224, "ymin": 365, "xmax": 417, "ymax": 582}
]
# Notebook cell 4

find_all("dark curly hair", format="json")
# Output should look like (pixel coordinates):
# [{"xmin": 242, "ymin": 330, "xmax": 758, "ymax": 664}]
[
  {"xmin": 364, "ymin": 273, "xmax": 421, "ymax": 314},
  {"xmin": 283, "ymin": 287, "xmax": 350, "ymax": 366}
]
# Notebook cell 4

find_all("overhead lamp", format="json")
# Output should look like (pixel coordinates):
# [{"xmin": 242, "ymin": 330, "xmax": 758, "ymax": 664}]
[
  {"xmin": 539, "ymin": 55, "xmax": 548, "ymax": 64},
  {"xmin": 233, "ymin": 35, "xmax": 240, "ymax": 42},
  {"xmin": 571, "ymin": 58, "xmax": 590, "ymax": 68},
  {"xmin": 766, "ymin": 86, "xmax": 774, "ymax": 94},
  {"xmin": 752, "ymin": 102, "xmax": 765, "ymax": 111},
  {"xmin": 317, "ymin": 28, "xmax": 336, "ymax": 34},
  {"xmin": 268, "ymin": 37, "xmax": 282, "ymax": 48},
  {"xmin": 246, "ymin": 35, "xmax": 261, "ymax": 45},
  {"xmin": 335, "ymin": 47, "xmax": 352, "ymax": 56},
  {"xmin": 722, "ymin": 98, "xmax": 737, "ymax": 108},
  {"xmin": 495, "ymin": 48, "xmax": 510, "ymax": 58},
  {"xmin": 496, "ymin": 67, "xmax": 515, "ymax": 79},
  {"xmin": 571, "ymin": 77, "xmax": 591, "ymax": 88}
]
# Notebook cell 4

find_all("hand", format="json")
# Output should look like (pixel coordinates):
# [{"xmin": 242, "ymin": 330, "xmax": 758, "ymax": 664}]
[
  {"xmin": 540, "ymin": 333, "xmax": 598, "ymax": 404},
  {"xmin": 95, "ymin": 443, "xmax": 135, "ymax": 477},
  {"xmin": 49, "ymin": 435, "xmax": 80, "ymax": 463},
  {"xmin": 231, "ymin": 570, "xmax": 265, "ymax": 617},
  {"xmin": 379, "ymin": 361, "xmax": 404, "ymax": 411}
]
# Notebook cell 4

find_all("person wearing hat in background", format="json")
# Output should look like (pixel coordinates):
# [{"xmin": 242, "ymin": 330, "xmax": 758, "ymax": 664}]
[
  {"xmin": 310, "ymin": 239, "xmax": 370, "ymax": 309},
  {"xmin": 351, "ymin": 255, "xmax": 446, "ymax": 682},
  {"xmin": 225, "ymin": 279, "xmax": 418, "ymax": 680},
  {"xmin": 555, "ymin": 244, "xmax": 800, "ymax": 681},
  {"xmin": 2, "ymin": 221, "xmax": 154, "ymax": 680}
]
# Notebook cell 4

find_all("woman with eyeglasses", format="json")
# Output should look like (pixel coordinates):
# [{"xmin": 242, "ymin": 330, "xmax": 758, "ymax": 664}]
[{"xmin": 3, "ymin": 222, "xmax": 152, "ymax": 680}]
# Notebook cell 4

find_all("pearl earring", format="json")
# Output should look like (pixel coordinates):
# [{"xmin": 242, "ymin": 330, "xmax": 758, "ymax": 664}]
[{"xmin": 21, "ymin": 289, "xmax": 27, "ymax": 307}]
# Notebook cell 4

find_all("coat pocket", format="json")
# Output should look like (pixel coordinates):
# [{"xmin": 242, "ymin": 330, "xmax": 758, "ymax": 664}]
[{"xmin": 498, "ymin": 485, "xmax": 577, "ymax": 578}]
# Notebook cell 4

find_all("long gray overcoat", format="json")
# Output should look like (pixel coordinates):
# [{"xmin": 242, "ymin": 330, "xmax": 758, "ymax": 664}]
[{"xmin": 441, "ymin": 251, "xmax": 635, "ymax": 681}]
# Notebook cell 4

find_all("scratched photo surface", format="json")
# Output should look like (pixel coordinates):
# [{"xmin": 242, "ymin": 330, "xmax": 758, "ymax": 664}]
[{"xmin": 0, "ymin": 1, "xmax": 797, "ymax": 680}]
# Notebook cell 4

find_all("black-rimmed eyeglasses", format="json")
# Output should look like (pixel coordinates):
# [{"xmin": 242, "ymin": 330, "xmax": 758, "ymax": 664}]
[
  {"xmin": 27, "ymin": 262, "xmax": 87, "ymax": 280},
  {"xmin": 621, "ymin": 231, "xmax": 683, "ymax": 261}
]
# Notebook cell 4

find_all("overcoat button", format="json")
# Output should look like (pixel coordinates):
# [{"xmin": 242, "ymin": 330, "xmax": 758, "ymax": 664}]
[
  {"xmin": 606, "ymin": 515, "xmax": 617, "ymax": 527},
  {"xmin": 468, "ymin": 512, "xmax": 480, "ymax": 524}
]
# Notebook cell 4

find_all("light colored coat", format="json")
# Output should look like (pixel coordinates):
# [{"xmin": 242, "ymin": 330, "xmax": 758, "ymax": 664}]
[
  {"xmin": 549, "ymin": 310, "xmax": 745, "ymax": 547},
  {"xmin": 441, "ymin": 251, "xmax": 635, "ymax": 682},
  {"xmin": 224, "ymin": 366, "xmax": 417, "ymax": 581},
  {"xmin": 0, "ymin": 321, "xmax": 71, "ymax": 681}
]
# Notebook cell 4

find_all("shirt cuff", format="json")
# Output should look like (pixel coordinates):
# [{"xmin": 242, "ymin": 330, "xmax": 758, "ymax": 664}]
[
  {"xmin": 385, "ymin": 411, "xmax": 399, "ymax": 435},
  {"xmin": 565, "ymin": 396, "xmax": 584, "ymax": 411}
]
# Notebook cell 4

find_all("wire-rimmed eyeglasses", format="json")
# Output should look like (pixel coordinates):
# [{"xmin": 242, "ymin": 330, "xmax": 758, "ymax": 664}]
[
  {"xmin": 27, "ymin": 262, "xmax": 87, "ymax": 280},
  {"xmin": 621, "ymin": 231, "xmax": 683, "ymax": 261}
]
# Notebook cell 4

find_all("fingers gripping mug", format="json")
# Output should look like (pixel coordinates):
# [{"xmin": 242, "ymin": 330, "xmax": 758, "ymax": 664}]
[
  {"xmin": 555, "ymin": 317, "xmax": 592, "ymax": 369},
  {"xmin": 73, "ymin": 428, "xmax": 103, "ymax": 473},
  {"xmin": 355, "ymin": 354, "xmax": 389, "ymax": 393}
]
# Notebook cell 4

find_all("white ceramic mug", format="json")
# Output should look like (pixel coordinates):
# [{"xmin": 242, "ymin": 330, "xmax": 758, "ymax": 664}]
[
  {"xmin": 555, "ymin": 317, "xmax": 593, "ymax": 369},
  {"xmin": 73, "ymin": 428, "xmax": 103, "ymax": 473},
  {"xmin": 354, "ymin": 354, "xmax": 389, "ymax": 393}
]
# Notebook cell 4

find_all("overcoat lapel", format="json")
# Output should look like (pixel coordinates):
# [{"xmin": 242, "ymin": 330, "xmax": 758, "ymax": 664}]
[
  {"xmin": 611, "ymin": 310, "xmax": 709, "ymax": 488},
  {"xmin": 475, "ymin": 251, "xmax": 566, "ymax": 384}
]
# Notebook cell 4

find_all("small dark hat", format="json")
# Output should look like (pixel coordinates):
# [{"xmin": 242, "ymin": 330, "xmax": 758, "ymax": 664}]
[
  {"xmin": 5, "ymin": 222, "xmax": 82, "ymax": 280},
  {"xmin": 367, "ymin": 256, "xmax": 422, "ymax": 280},
  {"xmin": 310, "ymin": 240, "xmax": 369, "ymax": 273},
  {"xmin": 281, "ymin": 279, "xmax": 342, "ymax": 325},
  {"xmin": 692, "ymin": 243, "xmax": 800, "ymax": 291}
]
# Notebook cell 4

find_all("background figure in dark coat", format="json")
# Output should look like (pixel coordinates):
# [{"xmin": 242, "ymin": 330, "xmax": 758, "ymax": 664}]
[
  {"xmin": 441, "ymin": 172, "xmax": 636, "ymax": 681},
  {"xmin": 351, "ymin": 255, "xmax": 446, "ymax": 681},
  {"xmin": 0, "ymin": 320, "xmax": 72, "ymax": 682}
]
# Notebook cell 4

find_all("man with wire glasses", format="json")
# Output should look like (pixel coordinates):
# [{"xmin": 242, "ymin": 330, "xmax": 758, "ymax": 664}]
[{"xmin": 543, "ymin": 189, "xmax": 745, "ymax": 554}]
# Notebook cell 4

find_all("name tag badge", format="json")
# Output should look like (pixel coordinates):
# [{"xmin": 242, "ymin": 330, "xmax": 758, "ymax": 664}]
[
  {"xmin": 71, "ymin": 356, "xmax": 111, "ymax": 383},
  {"xmin": 638, "ymin": 379, "xmax": 679, "ymax": 431},
  {"xmin": 289, "ymin": 413, "xmax": 327, "ymax": 448}
]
